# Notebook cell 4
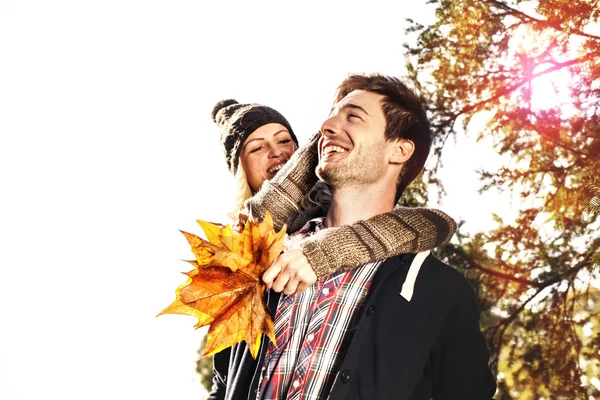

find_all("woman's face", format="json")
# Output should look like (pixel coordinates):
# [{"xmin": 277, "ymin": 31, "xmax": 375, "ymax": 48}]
[{"xmin": 239, "ymin": 123, "xmax": 296, "ymax": 192}]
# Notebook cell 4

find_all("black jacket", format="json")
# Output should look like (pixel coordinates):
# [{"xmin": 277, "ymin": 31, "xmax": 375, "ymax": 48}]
[{"xmin": 208, "ymin": 253, "xmax": 497, "ymax": 400}]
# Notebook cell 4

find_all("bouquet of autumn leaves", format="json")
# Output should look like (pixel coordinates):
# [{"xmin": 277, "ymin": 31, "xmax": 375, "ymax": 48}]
[{"xmin": 157, "ymin": 212, "xmax": 286, "ymax": 359}]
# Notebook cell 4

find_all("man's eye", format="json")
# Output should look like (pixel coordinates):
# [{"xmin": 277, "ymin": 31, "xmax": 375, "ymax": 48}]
[{"xmin": 348, "ymin": 113, "xmax": 360, "ymax": 120}]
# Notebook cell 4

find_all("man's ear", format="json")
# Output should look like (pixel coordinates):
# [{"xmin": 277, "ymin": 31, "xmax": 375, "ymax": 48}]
[{"xmin": 389, "ymin": 139, "xmax": 414, "ymax": 164}]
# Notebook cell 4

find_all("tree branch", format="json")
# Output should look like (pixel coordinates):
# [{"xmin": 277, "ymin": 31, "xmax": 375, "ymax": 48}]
[
  {"xmin": 536, "ymin": 237, "xmax": 600, "ymax": 287},
  {"xmin": 486, "ymin": 0, "xmax": 600, "ymax": 41},
  {"xmin": 448, "ymin": 236, "xmax": 600, "ymax": 291},
  {"xmin": 485, "ymin": 283, "xmax": 549, "ymax": 364},
  {"xmin": 448, "ymin": 244, "xmax": 541, "ymax": 287},
  {"xmin": 457, "ymin": 55, "xmax": 594, "ymax": 117},
  {"xmin": 534, "ymin": 127, "xmax": 589, "ymax": 159}
]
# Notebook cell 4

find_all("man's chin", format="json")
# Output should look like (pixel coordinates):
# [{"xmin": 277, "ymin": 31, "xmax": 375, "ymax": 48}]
[
  {"xmin": 316, "ymin": 165, "xmax": 340, "ymax": 187},
  {"xmin": 315, "ymin": 164, "xmax": 327, "ymax": 180}
]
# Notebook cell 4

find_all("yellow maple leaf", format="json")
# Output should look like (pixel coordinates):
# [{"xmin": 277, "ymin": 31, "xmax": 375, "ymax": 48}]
[{"xmin": 157, "ymin": 211, "xmax": 286, "ymax": 358}]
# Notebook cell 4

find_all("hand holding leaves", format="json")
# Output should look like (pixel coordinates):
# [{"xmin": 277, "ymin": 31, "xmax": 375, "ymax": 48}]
[{"xmin": 158, "ymin": 211, "xmax": 286, "ymax": 358}]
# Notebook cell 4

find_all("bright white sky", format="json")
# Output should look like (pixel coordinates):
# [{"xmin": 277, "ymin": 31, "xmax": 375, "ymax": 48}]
[{"xmin": 0, "ymin": 1, "xmax": 511, "ymax": 399}]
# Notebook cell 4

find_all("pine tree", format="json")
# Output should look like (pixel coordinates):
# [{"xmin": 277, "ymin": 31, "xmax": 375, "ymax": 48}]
[{"xmin": 405, "ymin": 0, "xmax": 600, "ymax": 397}]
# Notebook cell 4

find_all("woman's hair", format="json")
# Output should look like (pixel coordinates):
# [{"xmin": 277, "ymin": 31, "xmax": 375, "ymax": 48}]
[
  {"xmin": 296, "ymin": 181, "xmax": 332, "ymax": 222},
  {"xmin": 227, "ymin": 162, "xmax": 253, "ymax": 222},
  {"xmin": 299, "ymin": 181, "xmax": 331, "ymax": 212}
]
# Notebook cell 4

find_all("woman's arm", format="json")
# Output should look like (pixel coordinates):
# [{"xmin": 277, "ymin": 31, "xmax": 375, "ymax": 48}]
[
  {"xmin": 299, "ymin": 207, "xmax": 457, "ymax": 280},
  {"xmin": 205, "ymin": 348, "xmax": 230, "ymax": 400},
  {"xmin": 264, "ymin": 207, "xmax": 457, "ymax": 293},
  {"xmin": 244, "ymin": 132, "xmax": 321, "ymax": 231},
  {"xmin": 246, "ymin": 130, "xmax": 457, "ymax": 286}
]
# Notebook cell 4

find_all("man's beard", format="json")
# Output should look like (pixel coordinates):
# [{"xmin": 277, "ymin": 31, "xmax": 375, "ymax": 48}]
[{"xmin": 316, "ymin": 143, "xmax": 387, "ymax": 189}]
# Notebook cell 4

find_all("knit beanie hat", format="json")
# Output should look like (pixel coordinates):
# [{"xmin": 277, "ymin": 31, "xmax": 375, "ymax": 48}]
[{"xmin": 211, "ymin": 99, "xmax": 298, "ymax": 175}]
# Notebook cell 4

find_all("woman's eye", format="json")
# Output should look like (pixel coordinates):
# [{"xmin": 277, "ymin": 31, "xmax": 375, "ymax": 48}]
[
  {"xmin": 250, "ymin": 146, "xmax": 264, "ymax": 153},
  {"xmin": 278, "ymin": 139, "xmax": 291, "ymax": 144}
]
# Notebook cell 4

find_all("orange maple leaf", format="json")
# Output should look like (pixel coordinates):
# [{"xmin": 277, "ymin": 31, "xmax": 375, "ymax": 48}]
[{"xmin": 157, "ymin": 211, "xmax": 286, "ymax": 359}]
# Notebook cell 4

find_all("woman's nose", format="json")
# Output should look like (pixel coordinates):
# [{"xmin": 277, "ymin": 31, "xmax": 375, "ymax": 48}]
[{"xmin": 267, "ymin": 143, "xmax": 283, "ymax": 158}]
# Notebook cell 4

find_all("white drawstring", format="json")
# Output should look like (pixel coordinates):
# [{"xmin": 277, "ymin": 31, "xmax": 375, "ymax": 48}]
[{"xmin": 399, "ymin": 250, "xmax": 429, "ymax": 302}]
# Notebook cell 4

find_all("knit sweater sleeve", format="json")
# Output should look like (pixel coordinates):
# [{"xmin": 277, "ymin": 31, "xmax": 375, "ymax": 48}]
[
  {"xmin": 242, "ymin": 130, "xmax": 457, "ymax": 281},
  {"xmin": 300, "ymin": 207, "xmax": 457, "ymax": 280},
  {"xmin": 243, "ymin": 131, "xmax": 321, "ymax": 231}
]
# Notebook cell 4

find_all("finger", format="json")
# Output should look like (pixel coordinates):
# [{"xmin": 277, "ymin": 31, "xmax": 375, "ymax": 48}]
[
  {"xmin": 299, "ymin": 269, "xmax": 317, "ymax": 286},
  {"xmin": 262, "ymin": 264, "xmax": 282, "ymax": 287},
  {"xmin": 271, "ymin": 273, "xmax": 290, "ymax": 293},
  {"xmin": 296, "ymin": 281, "xmax": 310, "ymax": 294},
  {"xmin": 292, "ymin": 268, "xmax": 316, "ymax": 294},
  {"xmin": 283, "ymin": 279, "xmax": 300, "ymax": 296}
]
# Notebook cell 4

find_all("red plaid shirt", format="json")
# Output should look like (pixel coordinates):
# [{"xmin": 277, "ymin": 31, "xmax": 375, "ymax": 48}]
[{"xmin": 257, "ymin": 218, "xmax": 381, "ymax": 400}]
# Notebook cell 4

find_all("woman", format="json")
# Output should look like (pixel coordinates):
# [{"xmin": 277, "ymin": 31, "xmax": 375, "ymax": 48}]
[
  {"xmin": 210, "ymin": 98, "xmax": 300, "ymax": 223},
  {"xmin": 211, "ymin": 99, "xmax": 457, "ymax": 292}
]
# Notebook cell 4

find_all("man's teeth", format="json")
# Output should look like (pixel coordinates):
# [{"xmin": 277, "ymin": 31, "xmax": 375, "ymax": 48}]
[
  {"xmin": 267, "ymin": 163, "xmax": 285, "ymax": 174},
  {"xmin": 323, "ymin": 145, "xmax": 347, "ymax": 156}
]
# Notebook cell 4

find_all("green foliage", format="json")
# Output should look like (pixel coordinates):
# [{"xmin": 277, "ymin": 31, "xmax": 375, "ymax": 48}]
[
  {"xmin": 196, "ymin": 336, "xmax": 214, "ymax": 393},
  {"xmin": 406, "ymin": 0, "xmax": 600, "ymax": 397},
  {"xmin": 585, "ymin": 178, "xmax": 600, "ymax": 215},
  {"xmin": 399, "ymin": 172, "xmax": 432, "ymax": 207}
]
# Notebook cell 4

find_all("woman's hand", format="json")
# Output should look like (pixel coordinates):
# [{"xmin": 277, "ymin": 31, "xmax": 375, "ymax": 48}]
[{"xmin": 262, "ymin": 249, "xmax": 317, "ymax": 295}]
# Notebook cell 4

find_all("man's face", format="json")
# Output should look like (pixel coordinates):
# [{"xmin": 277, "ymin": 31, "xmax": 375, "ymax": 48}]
[{"xmin": 316, "ymin": 90, "xmax": 392, "ymax": 189}]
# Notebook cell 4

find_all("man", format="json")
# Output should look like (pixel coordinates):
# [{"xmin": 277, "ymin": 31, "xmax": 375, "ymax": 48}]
[{"xmin": 209, "ymin": 73, "xmax": 497, "ymax": 400}]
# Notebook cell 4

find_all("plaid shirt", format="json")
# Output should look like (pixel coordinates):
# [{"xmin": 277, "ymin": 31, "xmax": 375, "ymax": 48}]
[{"xmin": 257, "ymin": 217, "xmax": 381, "ymax": 400}]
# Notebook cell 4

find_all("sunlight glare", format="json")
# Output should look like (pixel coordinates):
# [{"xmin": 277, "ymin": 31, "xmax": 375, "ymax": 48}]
[
  {"xmin": 508, "ymin": 25, "xmax": 580, "ymax": 113},
  {"xmin": 530, "ymin": 65, "xmax": 573, "ymax": 111}
]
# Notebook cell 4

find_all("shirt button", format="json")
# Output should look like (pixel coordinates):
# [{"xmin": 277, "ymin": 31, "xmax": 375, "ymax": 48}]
[
  {"xmin": 366, "ymin": 305, "xmax": 376, "ymax": 316},
  {"xmin": 307, "ymin": 333, "xmax": 315, "ymax": 341},
  {"xmin": 341, "ymin": 369, "xmax": 351, "ymax": 383},
  {"xmin": 322, "ymin": 287, "xmax": 330, "ymax": 295},
  {"xmin": 293, "ymin": 380, "xmax": 300, "ymax": 388}
]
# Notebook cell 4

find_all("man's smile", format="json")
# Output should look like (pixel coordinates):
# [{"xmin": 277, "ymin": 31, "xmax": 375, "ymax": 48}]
[{"xmin": 320, "ymin": 141, "xmax": 351, "ymax": 161}]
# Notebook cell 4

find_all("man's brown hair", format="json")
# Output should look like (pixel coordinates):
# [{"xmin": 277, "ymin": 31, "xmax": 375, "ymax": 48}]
[{"xmin": 335, "ymin": 73, "xmax": 432, "ymax": 202}]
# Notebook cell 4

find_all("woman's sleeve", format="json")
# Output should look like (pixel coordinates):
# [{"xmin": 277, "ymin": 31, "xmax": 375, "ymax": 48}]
[
  {"xmin": 205, "ymin": 348, "xmax": 230, "ymax": 400},
  {"xmin": 299, "ymin": 207, "xmax": 458, "ymax": 280},
  {"xmin": 243, "ymin": 132, "xmax": 321, "ymax": 231}
]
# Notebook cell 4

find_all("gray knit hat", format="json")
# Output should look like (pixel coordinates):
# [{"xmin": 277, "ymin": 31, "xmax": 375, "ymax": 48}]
[{"xmin": 211, "ymin": 99, "xmax": 298, "ymax": 175}]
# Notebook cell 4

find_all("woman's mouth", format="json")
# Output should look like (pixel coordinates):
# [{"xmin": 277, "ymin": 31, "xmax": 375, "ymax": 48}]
[{"xmin": 267, "ymin": 162, "xmax": 286, "ymax": 174}]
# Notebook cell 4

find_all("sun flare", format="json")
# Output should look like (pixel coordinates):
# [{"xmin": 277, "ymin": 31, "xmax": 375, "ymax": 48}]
[
  {"xmin": 530, "ymin": 66, "xmax": 573, "ymax": 111},
  {"xmin": 508, "ymin": 25, "xmax": 581, "ymax": 113}
]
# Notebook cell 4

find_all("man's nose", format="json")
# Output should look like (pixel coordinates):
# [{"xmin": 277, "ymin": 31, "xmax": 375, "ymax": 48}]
[{"xmin": 320, "ymin": 115, "xmax": 341, "ymax": 137}]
